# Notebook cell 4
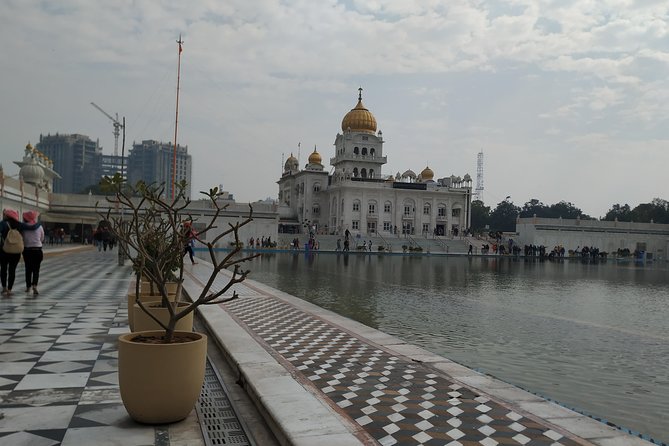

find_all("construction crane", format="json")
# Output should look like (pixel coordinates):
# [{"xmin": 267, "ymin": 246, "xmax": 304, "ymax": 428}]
[{"xmin": 90, "ymin": 102, "xmax": 123, "ymax": 156}]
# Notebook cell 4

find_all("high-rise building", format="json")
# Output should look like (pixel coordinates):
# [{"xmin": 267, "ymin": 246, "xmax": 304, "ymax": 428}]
[
  {"xmin": 100, "ymin": 154, "xmax": 128, "ymax": 181},
  {"xmin": 127, "ymin": 140, "xmax": 192, "ymax": 198},
  {"xmin": 36, "ymin": 133, "xmax": 102, "ymax": 194}
]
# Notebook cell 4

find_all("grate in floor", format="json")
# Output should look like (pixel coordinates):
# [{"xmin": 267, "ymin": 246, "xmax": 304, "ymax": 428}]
[{"xmin": 197, "ymin": 357, "xmax": 254, "ymax": 446}]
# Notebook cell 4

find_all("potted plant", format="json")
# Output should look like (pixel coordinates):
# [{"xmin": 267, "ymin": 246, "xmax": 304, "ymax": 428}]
[{"xmin": 100, "ymin": 174, "xmax": 257, "ymax": 424}]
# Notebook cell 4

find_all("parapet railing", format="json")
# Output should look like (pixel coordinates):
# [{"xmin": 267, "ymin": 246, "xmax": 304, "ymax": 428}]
[{"xmin": 375, "ymin": 231, "xmax": 392, "ymax": 252}]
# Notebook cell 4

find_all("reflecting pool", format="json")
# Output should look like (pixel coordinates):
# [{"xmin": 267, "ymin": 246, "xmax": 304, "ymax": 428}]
[{"xmin": 230, "ymin": 252, "xmax": 669, "ymax": 443}]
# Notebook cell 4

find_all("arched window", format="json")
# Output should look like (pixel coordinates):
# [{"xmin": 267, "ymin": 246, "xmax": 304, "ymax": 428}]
[
  {"xmin": 369, "ymin": 169, "xmax": 374, "ymax": 178},
  {"xmin": 368, "ymin": 200, "xmax": 377, "ymax": 214},
  {"xmin": 437, "ymin": 204, "xmax": 447, "ymax": 218},
  {"xmin": 354, "ymin": 147, "xmax": 359, "ymax": 155},
  {"xmin": 384, "ymin": 201, "xmax": 391, "ymax": 213},
  {"xmin": 313, "ymin": 204, "xmax": 320, "ymax": 215},
  {"xmin": 370, "ymin": 148, "xmax": 376, "ymax": 156},
  {"xmin": 313, "ymin": 182, "xmax": 321, "ymax": 192},
  {"xmin": 362, "ymin": 147, "xmax": 368, "ymax": 155},
  {"xmin": 361, "ymin": 168, "xmax": 367, "ymax": 178},
  {"xmin": 403, "ymin": 199, "xmax": 415, "ymax": 216},
  {"xmin": 423, "ymin": 203, "xmax": 431, "ymax": 215},
  {"xmin": 353, "ymin": 199, "xmax": 361, "ymax": 212},
  {"xmin": 353, "ymin": 167, "xmax": 359, "ymax": 177}
]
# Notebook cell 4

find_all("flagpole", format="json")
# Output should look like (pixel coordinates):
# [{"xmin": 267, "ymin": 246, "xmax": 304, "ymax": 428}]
[{"xmin": 171, "ymin": 35, "xmax": 184, "ymax": 200}]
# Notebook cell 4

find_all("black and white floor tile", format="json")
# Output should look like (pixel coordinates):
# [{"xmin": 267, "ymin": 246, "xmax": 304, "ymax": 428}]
[
  {"xmin": 203, "ymin": 273, "xmax": 583, "ymax": 446},
  {"xmin": 0, "ymin": 250, "xmax": 200, "ymax": 446}
]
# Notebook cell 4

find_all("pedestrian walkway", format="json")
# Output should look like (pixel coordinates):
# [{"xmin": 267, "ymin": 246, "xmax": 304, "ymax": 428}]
[
  {"xmin": 186, "ymin": 259, "xmax": 655, "ymax": 446},
  {"xmin": 0, "ymin": 249, "xmax": 656, "ymax": 446},
  {"xmin": 0, "ymin": 250, "xmax": 203, "ymax": 446}
]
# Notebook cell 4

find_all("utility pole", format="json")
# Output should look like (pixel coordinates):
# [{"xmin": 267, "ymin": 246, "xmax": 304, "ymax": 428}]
[
  {"xmin": 475, "ymin": 150, "xmax": 484, "ymax": 201},
  {"xmin": 171, "ymin": 35, "xmax": 184, "ymax": 200}
]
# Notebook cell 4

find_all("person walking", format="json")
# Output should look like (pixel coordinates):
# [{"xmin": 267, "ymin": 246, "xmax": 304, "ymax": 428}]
[
  {"xmin": 183, "ymin": 221, "xmax": 197, "ymax": 265},
  {"xmin": 22, "ymin": 210, "xmax": 44, "ymax": 296},
  {"xmin": 0, "ymin": 209, "xmax": 24, "ymax": 296}
]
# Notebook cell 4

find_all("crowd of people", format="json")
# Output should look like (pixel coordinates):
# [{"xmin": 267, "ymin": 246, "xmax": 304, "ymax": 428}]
[
  {"xmin": 92, "ymin": 225, "xmax": 116, "ymax": 252},
  {"xmin": 248, "ymin": 236, "xmax": 276, "ymax": 249},
  {"xmin": 0, "ymin": 208, "xmax": 45, "ymax": 296}
]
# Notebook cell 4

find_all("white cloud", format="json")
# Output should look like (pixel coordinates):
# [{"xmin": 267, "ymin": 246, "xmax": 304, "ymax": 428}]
[{"xmin": 0, "ymin": 0, "xmax": 667, "ymax": 217}]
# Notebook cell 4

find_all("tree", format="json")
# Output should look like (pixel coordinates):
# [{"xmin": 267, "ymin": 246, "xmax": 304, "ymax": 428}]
[
  {"xmin": 604, "ymin": 199, "xmax": 669, "ymax": 223},
  {"xmin": 470, "ymin": 200, "xmax": 490, "ymax": 233},
  {"xmin": 549, "ymin": 201, "xmax": 591, "ymax": 219},
  {"xmin": 519, "ymin": 199, "xmax": 549, "ymax": 218},
  {"xmin": 603, "ymin": 203, "xmax": 632, "ymax": 221},
  {"xmin": 489, "ymin": 199, "xmax": 520, "ymax": 232},
  {"xmin": 631, "ymin": 199, "xmax": 669, "ymax": 223}
]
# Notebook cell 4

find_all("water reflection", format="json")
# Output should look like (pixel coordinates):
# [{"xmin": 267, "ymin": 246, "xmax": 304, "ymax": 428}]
[{"xmin": 218, "ymin": 252, "xmax": 669, "ymax": 444}]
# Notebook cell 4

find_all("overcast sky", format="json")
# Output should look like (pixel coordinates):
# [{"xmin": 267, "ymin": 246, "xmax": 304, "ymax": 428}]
[{"xmin": 1, "ymin": 0, "xmax": 667, "ymax": 218}]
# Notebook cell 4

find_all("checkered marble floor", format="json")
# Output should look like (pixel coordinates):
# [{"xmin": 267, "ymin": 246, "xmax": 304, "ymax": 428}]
[
  {"xmin": 0, "ymin": 250, "xmax": 200, "ymax": 446},
  {"xmin": 188, "ymin": 265, "xmax": 585, "ymax": 446}
]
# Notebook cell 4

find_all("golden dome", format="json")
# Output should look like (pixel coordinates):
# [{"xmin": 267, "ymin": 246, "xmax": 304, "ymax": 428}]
[
  {"xmin": 421, "ymin": 166, "xmax": 434, "ymax": 181},
  {"xmin": 308, "ymin": 147, "xmax": 322, "ymax": 165},
  {"xmin": 26, "ymin": 143, "xmax": 34, "ymax": 151},
  {"xmin": 341, "ymin": 88, "xmax": 377, "ymax": 134}
]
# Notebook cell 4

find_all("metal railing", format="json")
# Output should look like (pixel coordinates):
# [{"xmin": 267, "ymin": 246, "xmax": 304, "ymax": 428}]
[{"xmin": 375, "ymin": 231, "xmax": 392, "ymax": 252}]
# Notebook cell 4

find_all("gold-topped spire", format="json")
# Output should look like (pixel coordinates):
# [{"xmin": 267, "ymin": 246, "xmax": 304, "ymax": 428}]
[
  {"xmin": 308, "ymin": 146, "xmax": 322, "ymax": 165},
  {"xmin": 420, "ymin": 166, "xmax": 434, "ymax": 181},
  {"xmin": 341, "ymin": 87, "xmax": 377, "ymax": 134}
]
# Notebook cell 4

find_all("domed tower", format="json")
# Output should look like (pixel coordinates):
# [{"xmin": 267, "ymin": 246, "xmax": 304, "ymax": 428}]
[
  {"xmin": 331, "ymin": 88, "xmax": 386, "ymax": 182},
  {"xmin": 306, "ymin": 146, "xmax": 324, "ymax": 171},
  {"xmin": 341, "ymin": 94, "xmax": 377, "ymax": 134},
  {"xmin": 283, "ymin": 153, "xmax": 299, "ymax": 175},
  {"xmin": 420, "ymin": 166, "xmax": 434, "ymax": 182},
  {"xmin": 14, "ymin": 143, "xmax": 61, "ymax": 191}
]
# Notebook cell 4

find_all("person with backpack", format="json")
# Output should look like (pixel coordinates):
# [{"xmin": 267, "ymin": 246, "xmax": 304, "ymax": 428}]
[
  {"xmin": 22, "ymin": 210, "xmax": 45, "ymax": 296},
  {"xmin": 182, "ymin": 221, "xmax": 197, "ymax": 265},
  {"xmin": 1, "ymin": 208, "xmax": 25, "ymax": 296}
]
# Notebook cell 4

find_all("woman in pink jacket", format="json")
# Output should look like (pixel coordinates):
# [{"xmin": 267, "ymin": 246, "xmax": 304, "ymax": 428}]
[{"xmin": 22, "ymin": 210, "xmax": 45, "ymax": 295}]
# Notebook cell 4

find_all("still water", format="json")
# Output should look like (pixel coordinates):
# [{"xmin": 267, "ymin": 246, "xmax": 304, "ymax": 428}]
[{"xmin": 235, "ymin": 252, "xmax": 669, "ymax": 443}]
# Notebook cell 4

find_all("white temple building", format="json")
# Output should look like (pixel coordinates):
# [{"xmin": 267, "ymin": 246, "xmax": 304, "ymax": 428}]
[
  {"xmin": 14, "ymin": 143, "xmax": 61, "ymax": 192},
  {"xmin": 277, "ymin": 89, "xmax": 473, "ymax": 237}
]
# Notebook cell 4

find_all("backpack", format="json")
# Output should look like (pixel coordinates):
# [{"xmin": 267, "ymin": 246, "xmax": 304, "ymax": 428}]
[{"xmin": 3, "ymin": 228, "xmax": 24, "ymax": 254}]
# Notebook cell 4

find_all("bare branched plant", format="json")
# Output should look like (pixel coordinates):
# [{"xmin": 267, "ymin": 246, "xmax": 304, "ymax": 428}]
[{"xmin": 99, "ymin": 174, "xmax": 258, "ymax": 342}]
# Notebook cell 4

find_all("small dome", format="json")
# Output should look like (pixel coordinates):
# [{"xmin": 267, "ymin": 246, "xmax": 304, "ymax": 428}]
[
  {"xmin": 420, "ymin": 166, "xmax": 434, "ymax": 181},
  {"xmin": 401, "ymin": 169, "xmax": 417, "ymax": 179},
  {"xmin": 463, "ymin": 173, "xmax": 472, "ymax": 182},
  {"xmin": 26, "ymin": 143, "xmax": 34, "ymax": 151},
  {"xmin": 341, "ymin": 88, "xmax": 377, "ymax": 134},
  {"xmin": 284, "ymin": 153, "xmax": 299, "ymax": 172},
  {"xmin": 20, "ymin": 163, "xmax": 45, "ymax": 184},
  {"xmin": 308, "ymin": 147, "xmax": 322, "ymax": 165}
]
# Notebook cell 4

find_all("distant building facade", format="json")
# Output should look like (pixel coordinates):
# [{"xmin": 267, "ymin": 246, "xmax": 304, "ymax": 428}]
[
  {"xmin": 277, "ymin": 90, "xmax": 472, "ymax": 236},
  {"xmin": 127, "ymin": 140, "xmax": 192, "ymax": 199},
  {"xmin": 100, "ymin": 154, "xmax": 128, "ymax": 181},
  {"xmin": 36, "ymin": 133, "xmax": 102, "ymax": 194},
  {"xmin": 515, "ymin": 217, "xmax": 669, "ymax": 260}
]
